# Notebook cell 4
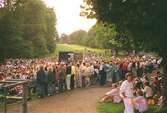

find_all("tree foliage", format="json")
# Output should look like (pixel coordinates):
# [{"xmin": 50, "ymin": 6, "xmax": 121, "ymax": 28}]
[
  {"xmin": 68, "ymin": 30, "xmax": 88, "ymax": 46},
  {"xmin": 59, "ymin": 33, "xmax": 69, "ymax": 44},
  {"xmin": 88, "ymin": 22, "xmax": 135, "ymax": 52},
  {"xmin": 81, "ymin": 0, "xmax": 167, "ymax": 54},
  {"xmin": 0, "ymin": 0, "xmax": 58, "ymax": 59},
  {"xmin": 63, "ymin": 23, "xmax": 135, "ymax": 54}
]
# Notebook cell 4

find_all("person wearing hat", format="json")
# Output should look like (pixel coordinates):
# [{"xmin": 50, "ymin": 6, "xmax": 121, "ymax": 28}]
[{"xmin": 120, "ymin": 73, "xmax": 134, "ymax": 113}]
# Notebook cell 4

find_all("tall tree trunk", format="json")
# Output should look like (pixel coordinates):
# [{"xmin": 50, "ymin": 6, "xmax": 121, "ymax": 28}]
[{"xmin": 162, "ymin": 56, "xmax": 167, "ymax": 107}]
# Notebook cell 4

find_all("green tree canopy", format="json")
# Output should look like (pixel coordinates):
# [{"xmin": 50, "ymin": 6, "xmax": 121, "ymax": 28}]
[
  {"xmin": 0, "ymin": 0, "xmax": 58, "ymax": 59},
  {"xmin": 68, "ymin": 30, "xmax": 88, "ymax": 45}
]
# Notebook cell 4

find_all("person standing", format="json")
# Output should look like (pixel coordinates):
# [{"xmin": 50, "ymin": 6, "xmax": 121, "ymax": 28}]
[
  {"xmin": 90, "ymin": 63, "xmax": 95, "ymax": 85},
  {"xmin": 66, "ymin": 63, "xmax": 71, "ymax": 90},
  {"xmin": 71, "ymin": 63, "xmax": 76, "ymax": 89},
  {"xmin": 99, "ymin": 61, "xmax": 107, "ymax": 86},
  {"xmin": 132, "ymin": 62, "xmax": 137, "ymax": 77},
  {"xmin": 59, "ymin": 63, "xmax": 66, "ymax": 92},
  {"xmin": 75, "ymin": 64, "xmax": 82, "ymax": 88},
  {"xmin": 44, "ymin": 67, "xmax": 48, "ymax": 96},
  {"xmin": 47, "ymin": 67, "xmax": 55, "ymax": 96},
  {"xmin": 85, "ymin": 63, "xmax": 91, "ymax": 87},
  {"xmin": 120, "ymin": 73, "xmax": 134, "ymax": 113},
  {"xmin": 81, "ymin": 63, "xmax": 87, "ymax": 87},
  {"xmin": 36, "ymin": 66, "xmax": 46, "ymax": 98}
]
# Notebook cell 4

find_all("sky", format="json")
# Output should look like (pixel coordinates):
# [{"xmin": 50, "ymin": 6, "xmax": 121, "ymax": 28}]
[{"xmin": 43, "ymin": 0, "xmax": 96, "ymax": 35}]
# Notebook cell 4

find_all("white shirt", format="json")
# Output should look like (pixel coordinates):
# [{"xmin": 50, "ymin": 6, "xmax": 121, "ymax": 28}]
[
  {"xmin": 143, "ymin": 86, "xmax": 153, "ymax": 98},
  {"xmin": 120, "ymin": 80, "xmax": 134, "ymax": 98},
  {"xmin": 127, "ymin": 63, "xmax": 132, "ymax": 71},
  {"xmin": 99, "ymin": 64, "xmax": 103, "ymax": 70}
]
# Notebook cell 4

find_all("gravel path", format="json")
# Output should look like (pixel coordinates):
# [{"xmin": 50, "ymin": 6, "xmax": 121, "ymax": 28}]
[{"xmin": 7, "ymin": 87, "xmax": 109, "ymax": 113}]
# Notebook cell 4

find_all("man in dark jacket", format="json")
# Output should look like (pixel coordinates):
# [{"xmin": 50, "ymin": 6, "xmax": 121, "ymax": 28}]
[
  {"xmin": 36, "ymin": 66, "xmax": 46, "ymax": 98},
  {"xmin": 47, "ymin": 67, "xmax": 55, "ymax": 96}
]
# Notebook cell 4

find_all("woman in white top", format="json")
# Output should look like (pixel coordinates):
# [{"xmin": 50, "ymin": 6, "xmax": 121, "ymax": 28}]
[{"xmin": 143, "ymin": 82, "xmax": 153, "ymax": 99}]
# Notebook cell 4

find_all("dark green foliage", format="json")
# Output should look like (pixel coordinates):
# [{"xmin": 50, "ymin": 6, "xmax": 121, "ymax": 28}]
[{"xmin": 0, "ymin": 0, "xmax": 58, "ymax": 59}]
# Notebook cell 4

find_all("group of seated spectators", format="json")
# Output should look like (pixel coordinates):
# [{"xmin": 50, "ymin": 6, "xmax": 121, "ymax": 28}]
[
  {"xmin": 99, "ymin": 56, "xmax": 163, "ymax": 113},
  {"xmin": 0, "ymin": 55, "xmax": 163, "ymax": 109}
]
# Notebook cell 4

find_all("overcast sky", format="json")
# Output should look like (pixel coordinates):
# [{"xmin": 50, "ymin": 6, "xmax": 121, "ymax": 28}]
[{"xmin": 43, "ymin": 0, "xmax": 96, "ymax": 35}]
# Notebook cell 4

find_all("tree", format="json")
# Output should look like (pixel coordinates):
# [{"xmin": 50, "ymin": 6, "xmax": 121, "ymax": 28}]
[
  {"xmin": 88, "ymin": 22, "xmax": 135, "ymax": 55},
  {"xmin": 68, "ymin": 30, "xmax": 88, "ymax": 46},
  {"xmin": 44, "ymin": 8, "xmax": 58, "ymax": 53},
  {"xmin": 59, "ymin": 33, "xmax": 69, "ymax": 43},
  {"xmin": 0, "ymin": 0, "xmax": 58, "ymax": 58},
  {"xmin": 89, "ymin": 22, "xmax": 117, "ymax": 48},
  {"xmin": 81, "ymin": 0, "xmax": 167, "ymax": 106}
]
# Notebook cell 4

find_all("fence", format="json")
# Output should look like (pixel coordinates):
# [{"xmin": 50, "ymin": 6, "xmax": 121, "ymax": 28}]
[{"xmin": 0, "ymin": 80, "xmax": 29, "ymax": 113}]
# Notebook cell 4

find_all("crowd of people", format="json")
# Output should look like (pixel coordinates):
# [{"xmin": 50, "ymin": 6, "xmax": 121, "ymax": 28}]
[
  {"xmin": 99, "ymin": 56, "xmax": 163, "ymax": 113},
  {"xmin": 0, "ymin": 54, "xmax": 164, "ymax": 112}
]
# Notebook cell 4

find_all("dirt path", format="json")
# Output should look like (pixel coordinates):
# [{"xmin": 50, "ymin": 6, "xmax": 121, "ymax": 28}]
[{"xmin": 7, "ymin": 87, "xmax": 109, "ymax": 113}]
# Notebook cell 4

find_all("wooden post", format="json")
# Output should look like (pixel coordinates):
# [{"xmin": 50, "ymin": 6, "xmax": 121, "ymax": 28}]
[
  {"xmin": 4, "ymin": 87, "xmax": 7, "ymax": 113},
  {"xmin": 22, "ymin": 83, "xmax": 28, "ymax": 113}
]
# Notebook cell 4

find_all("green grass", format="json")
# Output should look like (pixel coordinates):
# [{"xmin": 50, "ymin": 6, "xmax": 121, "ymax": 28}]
[
  {"xmin": 97, "ymin": 102, "xmax": 167, "ymax": 113},
  {"xmin": 52, "ymin": 43, "xmax": 105, "ymax": 57},
  {"xmin": 97, "ymin": 102, "xmax": 124, "ymax": 113},
  {"xmin": 46, "ymin": 43, "xmax": 127, "ymax": 58},
  {"xmin": 56, "ymin": 43, "xmax": 105, "ymax": 53}
]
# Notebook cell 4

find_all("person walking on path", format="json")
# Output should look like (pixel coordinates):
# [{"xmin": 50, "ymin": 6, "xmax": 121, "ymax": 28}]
[{"xmin": 120, "ymin": 73, "xmax": 134, "ymax": 113}]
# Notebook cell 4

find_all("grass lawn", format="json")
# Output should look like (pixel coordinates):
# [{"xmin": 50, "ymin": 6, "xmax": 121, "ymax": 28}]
[
  {"xmin": 46, "ymin": 43, "xmax": 128, "ymax": 58},
  {"xmin": 97, "ymin": 102, "xmax": 124, "ymax": 113},
  {"xmin": 46, "ymin": 43, "xmax": 106, "ymax": 58},
  {"xmin": 56, "ymin": 43, "xmax": 105, "ymax": 55},
  {"xmin": 97, "ymin": 101, "xmax": 167, "ymax": 113}
]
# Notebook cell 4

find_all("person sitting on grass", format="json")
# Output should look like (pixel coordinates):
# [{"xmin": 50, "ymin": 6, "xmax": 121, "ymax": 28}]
[
  {"xmin": 133, "ymin": 90, "xmax": 148, "ymax": 113},
  {"xmin": 143, "ymin": 82, "xmax": 153, "ymax": 105},
  {"xmin": 100, "ymin": 83, "xmax": 121, "ymax": 103}
]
